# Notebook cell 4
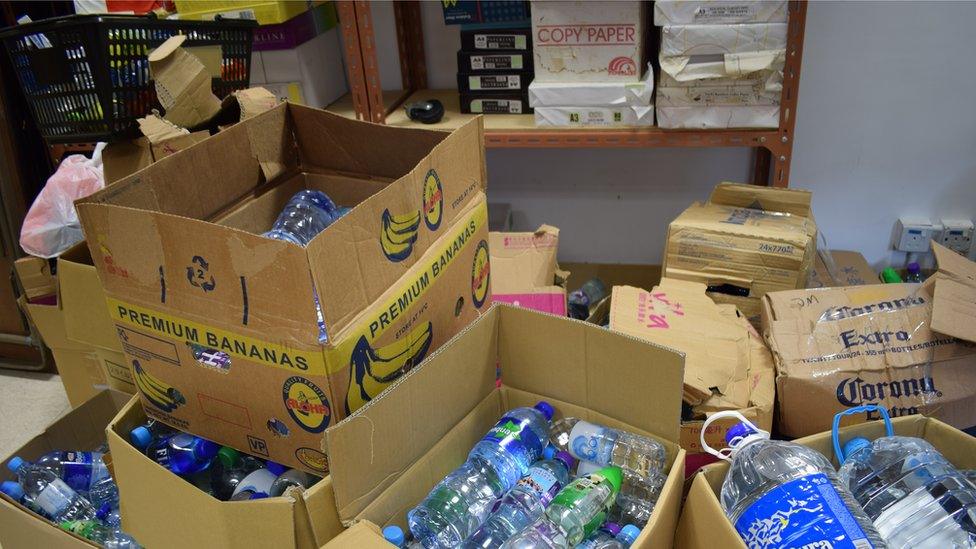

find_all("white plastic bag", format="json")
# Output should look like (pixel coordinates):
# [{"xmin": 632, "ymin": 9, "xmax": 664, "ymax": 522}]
[{"xmin": 19, "ymin": 143, "xmax": 106, "ymax": 258}]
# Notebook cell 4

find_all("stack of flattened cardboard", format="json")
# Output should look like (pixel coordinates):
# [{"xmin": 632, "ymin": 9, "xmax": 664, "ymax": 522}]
[
  {"xmin": 663, "ymin": 182, "xmax": 818, "ymax": 324},
  {"xmin": 762, "ymin": 242, "xmax": 976, "ymax": 438},
  {"xmin": 490, "ymin": 224, "xmax": 569, "ymax": 316},
  {"xmin": 610, "ymin": 278, "xmax": 774, "ymax": 455}
]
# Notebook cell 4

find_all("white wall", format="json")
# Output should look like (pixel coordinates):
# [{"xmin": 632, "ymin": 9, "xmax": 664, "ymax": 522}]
[{"xmin": 382, "ymin": 1, "xmax": 976, "ymax": 268}]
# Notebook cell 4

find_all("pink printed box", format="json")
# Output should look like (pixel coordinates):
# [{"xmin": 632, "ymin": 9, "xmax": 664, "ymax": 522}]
[{"xmin": 489, "ymin": 225, "xmax": 568, "ymax": 316}]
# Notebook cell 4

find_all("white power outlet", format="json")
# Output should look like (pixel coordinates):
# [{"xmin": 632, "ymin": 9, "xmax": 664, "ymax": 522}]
[
  {"xmin": 937, "ymin": 219, "xmax": 974, "ymax": 255},
  {"xmin": 894, "ymin": 217, "xmax": 939, "ymax": 252}
]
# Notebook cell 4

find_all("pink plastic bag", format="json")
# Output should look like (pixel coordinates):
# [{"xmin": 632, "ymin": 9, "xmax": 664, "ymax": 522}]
[{"xmin": 20, "ymin": 144, "xmax": 105, "ymax": 258}]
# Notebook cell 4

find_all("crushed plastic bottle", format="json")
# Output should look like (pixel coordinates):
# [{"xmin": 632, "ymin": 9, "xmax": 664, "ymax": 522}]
[
  {"xmin": 702, "ymin": 410, "xmax": 886, "ymax": 549},
  {"xmin": 409, "ymin": 401, "xmax": 554, "ymax": 548},
  {"xmin": 835, "ymin": 405, "xmax": 976, "ymax": 549},
  {"xmin": 60, "ymin": 520, "xmax": 142, "ymax": 548},
  {"xmin": 7, "ymin": 458, "xmax": 97, "ymax": 522},
  {"xmin": 462, "ymin": 447, "xmax": 574, "ymax": 549},
  {"xmin": 576, "ymin": 461, "xmax": 662, "ymax": 527}
]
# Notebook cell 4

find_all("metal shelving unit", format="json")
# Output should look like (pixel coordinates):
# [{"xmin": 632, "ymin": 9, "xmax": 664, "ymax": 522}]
[{"xmin": 334, "ymin": 1, "xmax": 807, "ymax": 187}]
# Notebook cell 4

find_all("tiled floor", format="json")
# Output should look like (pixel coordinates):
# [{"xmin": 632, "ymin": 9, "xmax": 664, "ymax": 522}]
[{"xmin": 0, "ymin": 371, "xmax": 69, "ymax": 457}]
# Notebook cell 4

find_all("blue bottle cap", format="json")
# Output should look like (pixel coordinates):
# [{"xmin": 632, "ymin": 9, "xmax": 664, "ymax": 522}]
[
  {"xmin": 725, "ymin": 423, "xmax": 756, "ymax": 446},
  {"xmin": 534, "ymin": 401, "xmax": 555, "ymax": 421},
  {"xmin": 542, "ymin": 445, "xmax": 555, "ymax": 461},
  {"xmin": 96, "ymin": 502, "xmax": 111, "ymax": 520},
  {"xmin": 602, "ymin": 522, "xmax": 621, "ymax": 536},
  {"xmin": 618, "ymin": 524, "xmax": 641, "ymax": 546},
  {"xmin": 843, "ymin": 437, "xmax": 872, "ymax": 461},
  {"xmin": 266, "ymin": 461, "xmax": 288, "ymax": 476},
  {"xmin": 908, "ymin": 262, "xmax": 920, "ymax": 273},
  {"xmin": 130, "ymin": 426, "xmax": 153, "ymax": 450},
  {"xmin": 6, "ymin": 456, "xmax": 25, "ymax": 473},
  {"xmin": 249, "ymin": 492, "xmax": 269, "ymax": 500},
  {"xmin": 554, "ymin": 451, "xmax": 576, "ymax": 472},
  {"xmin": 1, "ymin": 480, "xmax": 23, "ymax": 501},
  {"xmin": 382, "ymin": 525, "xmax": 405, "ymax": 547}
]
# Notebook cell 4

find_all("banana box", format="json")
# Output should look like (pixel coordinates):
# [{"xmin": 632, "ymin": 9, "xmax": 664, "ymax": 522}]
[{"xmin": 75, "ymin": 103, "xmax": 489, "ymax": 475}]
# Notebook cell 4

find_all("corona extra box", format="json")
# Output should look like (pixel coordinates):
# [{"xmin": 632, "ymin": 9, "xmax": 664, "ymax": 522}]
[
  {"xmin": 76, "ymin": 104, "xmax": 490, "ymax": 474},
  {"xmin": 762, "ymin": 279, "xmax": 976, "ymax": 438}
]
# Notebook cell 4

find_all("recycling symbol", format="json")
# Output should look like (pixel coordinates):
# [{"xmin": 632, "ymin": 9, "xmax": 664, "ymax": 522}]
[{"xmin": 186, "ymin": 256, "xmax": 216, "ymax": 292}]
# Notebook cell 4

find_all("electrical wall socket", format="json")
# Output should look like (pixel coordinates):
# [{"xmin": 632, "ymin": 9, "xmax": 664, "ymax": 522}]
[
  {"xmin": 937, "ymin": 218, "xmax": 974, "ymax": 255},
  {"xmin": 894, "ymin": 216, "xmax": 939, "ymax": 252}
]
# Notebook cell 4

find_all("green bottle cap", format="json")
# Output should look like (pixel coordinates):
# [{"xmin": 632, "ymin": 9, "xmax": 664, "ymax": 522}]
[
  {"xmin": 600, "ymin": 465, "xmax": 623, "ymax": 495},
  {"xmin": 217, "ymin": 446, "xmax": 240, "ymax": 468},
  {"xmin": 881, "ymin": 267, "xmax": 902, "ymax": 283}
]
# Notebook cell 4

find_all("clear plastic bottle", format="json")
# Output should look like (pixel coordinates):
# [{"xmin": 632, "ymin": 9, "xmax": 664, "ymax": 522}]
[
  {"xmin": 409, "ymin": 401, "xmax": 555, "ymax": 548},
  {"xmin": 229, "ymin": 489, "xmax": 269, "ymax": 501},
  {"xmin": 263, "ymin": 190, "xmax": 339, "ymax": 246},
  {"xmin": 231, "ymin": 467, "xmax": 278, "ymax": 500},
  {"xmin": 209, "ymin": 447, "xmax": 265, "ymax": 501},
  {"xmin": 162, "ymin": 434, "xmax": 219, "ymax": 476},
  {"xmin": 60, "ymin": 520, "xmax": 142, "ymax": 548},
  {"xmin": 701, "ymin": 411, "xmax": 886, "ymax": 549},
  {"xmin": 835, "ymin": 407, "xmax": 976, "ymax": 548},
  {"xmin": 31, "ymin": 451, "xmax": 110, "ymax": 494},
  {"xmin": 549, "ymin": 419, "xmax": 665, "ymax": 488},
  {"xmin": 88, "ymin": 476, "xmax": 119, "ymax": 511},
  {"xmin": 7, "ymin": 459, "xmax": 97, "ymax": 522},
  {"xmin": 576, "ymin": 461, "xmax": 662, "ymax": 528},
  {"xmin": 502, "ymin": 466, "xmax": 622, "ymax": 548},
  {"xmin": 905, "ymin": 262, "xmax": 923, "ymax": 283},
  {"xmin": 577, "ymin": 522, "xmax": 640, "ymax": 548},
  {"xmin": 269, "ymin": 468, "xmax": 320, "ymax": 497},
  {"xmin": 463, "ymin": 448, "xmax": 575, "ymax": 549}
]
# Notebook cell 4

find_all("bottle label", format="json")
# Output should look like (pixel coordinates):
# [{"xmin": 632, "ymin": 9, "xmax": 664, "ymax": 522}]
[
  {"xmin": 481, "ymin": 415, "xmax": 544, "ymax": 462},
  {"xmin": 35, "ymin": 478, "xmax": 75, "ymax": 517},
  {"xmin": 551, "ymin": 473, "xmax": 614, "ymax": 537},
  {"xmin": 735, "ymin": 473, "xmax": 875, "ymax": 549},
  {"xmin": 568, "ymin": 421, "xmax": 618, "ymax": 465},
  {"xmin": 515, "ymin": 466, "xmax": 562, "ymax": 506}
]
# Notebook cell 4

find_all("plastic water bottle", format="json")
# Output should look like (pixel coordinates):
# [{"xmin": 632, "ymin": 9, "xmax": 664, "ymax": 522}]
[
  {"xmin": 162, "ymin": 434, "xmax": 219, "ymax": 476},
  {"xmin": 577, "ymin": 523, "xmax": 640, "ymax": 548},
  {"xmin": 208, "ymin": 447, "xmax": 265, "ymax": 501},
  {"xmin": 60, "ymin": 520, "xmax": 142, "ymax": 548},
  {"xmin": 568, "ymin": 279, "xmax": 607, "ymax": 320},
  {"xmin": 834, "ymin": 406, "xmax": 976, "ymax": 548},
  {"xmin": 701, "ymin": 411, "xmax": 885, "ymax": 549},
  {"xmin": 88, "ymin": 476, "xmax": 119, "ymax": 510},
  {"xmin": 905, "ymin": 262, "xmax": 923, "ymax": 283},
  {"xmin": 408, "ymin": 401, "xmax": 554, "ymax": 547},
  {"xmin": 502, "ymin": 465, "xmax": 623, "ymax": 548},
  {"xmin": 7, "ymin": 459, "xmax": 97, "ymax": 522},
  {"xmin": 1, "ymin": 480, "xmax": 38, "ymax": 512},
  {"xmin": 30, "ymin": 451, "xmax": 110, "ymax": 494},
  {"xmin": 463, "ymin": 448, "xmax": 575, "ymax": 549},
  {"xmin": 231, "ymin": 467, "xmax": 278, "ymax": 500},
  {"xmin": 263, "ymin": 190, "xmax": 339, "ymax": 246},
  {"xmin": 129, "ymin": 420, "xmax": 177, "ymax": 451},
  {"xmin": 576, "ymin": 461, "xmax": 662, "ymax": 527},
  {"xmin": 384, "ymin": 525, "xmax": 406, "ymax": 547},
  {"xmin": 269, "ymin": 468, "xmax": 320, "ymax": 497},
  {"xmin": 550, "ymin": 418, "xmax": 665, "ymax": 486},
  {"xmin": 230, "ymin": 489, "xmax": 269, "ymax": 500}
]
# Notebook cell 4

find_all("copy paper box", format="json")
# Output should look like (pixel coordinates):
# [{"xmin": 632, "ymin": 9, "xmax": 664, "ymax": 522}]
[
  {"xmin": 654, "ymin": 0, "xmax": 788, "ymax": 25},
  {"xmin": 675, "ymin": 415, "xmax": 976, "ymax": 549},
  {"xmin": 762, "ymin": 281, "xmax": 976, "ymax": 438},
  {"xmin": 809, "ymin": 250, "xmax": 878, "ymax": 288},
  {"xmin": 663, "ymin": 182, "xmax": 818, "ymax": 319},
  {"xmin": 107, "ymin": 395, "xmax": 343, "ymax": 549},
  {"xmin": 490, "ymin": 225, "xmax": 568, "ymax": 316},
  {"xmin": 76, "ymin": 104, "xmax": 489, "ymax": 474},
  {"xmin": 0, "ymin": 390, "xmax": 129, "ymax": 548},
  {"xmin": 609, "ymin": 281, "xmax": 774, "ymax": 455},
  {"xmin": 323, "ymin": 304, "xmax": 687, "ymax": 549},
  {"xmin": 18, "ymin": 296, "xmax": 107, "ymax": 407},
  {"xmin": 531, "ymin": 1, "xmax": 645, "ymax": 82}
]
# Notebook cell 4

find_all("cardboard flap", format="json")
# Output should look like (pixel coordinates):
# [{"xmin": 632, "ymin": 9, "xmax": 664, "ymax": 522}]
[
  {"xmin": 929, "ymin": 242, "xmax": 976, "ymax": 343},
  {"xmin": 325, "ymin": 308, "xmax": 500, "ymax": 522},
  {"xmin": 148, "ymin": 35, "xmax": 221, "ymax": 128},
  {"xmin": 709, "ymin": 182, "xmax": 812, "ymax": 217},
  {"xmin": 489, "ymin": 224, "xmax": 560, "ymax": 293},
  {"xmin": 137, "ymin": 114, "xmax": 189, "ymax": 144},
  {"xmin": 325, "ymin": 521, "xmax": 389, "ymax": 548}
]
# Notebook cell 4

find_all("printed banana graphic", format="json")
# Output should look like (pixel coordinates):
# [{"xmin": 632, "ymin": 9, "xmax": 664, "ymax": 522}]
[
  {"xmin": 133, "ymin": 360, "xmax": 186, "ymax": 413},
  {"xmin": 346, "ymin": 321, "xmax": 433, "ymax": 414},
  {"xmin": 381, "ymin": 208, "xmax": 421, "ymax": 262}
]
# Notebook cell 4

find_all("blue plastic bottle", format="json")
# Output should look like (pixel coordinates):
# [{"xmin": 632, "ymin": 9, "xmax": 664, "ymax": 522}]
[
  {"xmin": 161, "ymin": 434, "xmax": 219, "ymax": 476},
  {"xmin": 31, "ymin": 451, "xmax": 110, "ymax": 494},
  {"xmin": 129, "ymin": 420, "xmax": 176, "ymax": 452},
  {"xmin": 409, "ymin": 401, "xmax": 554, "ymax": 548}
]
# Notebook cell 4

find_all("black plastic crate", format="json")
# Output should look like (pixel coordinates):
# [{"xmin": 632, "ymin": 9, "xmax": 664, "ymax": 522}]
[{"xmin": 0, "ymin": 14, "xmax": 255, "ymax": 144}]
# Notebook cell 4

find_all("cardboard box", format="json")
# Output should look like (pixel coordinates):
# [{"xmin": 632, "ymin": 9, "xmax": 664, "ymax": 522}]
[
  {"xmin": 609, "ymin": 281, "xmax": 774, "ymax": 456},
  {"xmin": 490, "ymin": 225, "xmax": 568, "ymax": 316},
  {"xmin": 102, "ymin": 131, "xmax": 210, "ymax": 184},
  {"xmin": 675, "ymin": 415, "xmax": 976, "ymax": 549},
  {"xmin": 18, "ymin": 296, "xmax": 107, "ymax": 407},
  {"xmin": 654, "ymin": 0, "xmax": 788, "ymax": 25},
  {"xmin": 659, "ymin": 23, "xmax": 788, "ymax": 58},
  {"xmin": 528, "ymin": 65, "xmax": 654, "ymax": 107},
  {"xmin": 663, "ymin": 182, "xmax": 818, "ymax": 319},
  {"xmin": 322, "ymin": 304, "xmax": 687, "ymax": 548},
  {"xmin": 762, "ymin": 279, "xmax": 976, "ymax": 438},
  {"xmin": 13, "ymin": 256, "xmax": 56, "ymax": 300},
  {"xmin": 809, "ymin": 249, "xmax": 878, "ymax": 288},
  {"xmin": 656, "ymin": 105, "xmax": 779, "ymax": 129},
  {"xmin": 76, "ymin": 104, "xmax": 490, "ymax": 474},
  {"xmin": 442, "ymin": 1, "xmax": 531, "ymax": 25},
  {"xmin": 535, "ymin": 105, "xmax": 654, "ymax": 127},
  {"xmin": 531, "ymin": 1, "xmax": 645, "ymax": 82},
  {"xmin": 107, "ymin": 395, "xmax": 343, "ymax": 548},
  {"xmin": 0, "ymin": 390, "xmax": 130, "ymax": 549},
  {"xmin": 174, "ymin": 0, "xmax": 326, "ymax": 25},
  {"xmin": 58, "ymin": 244, "xmax": 137, "ymax": 395}
]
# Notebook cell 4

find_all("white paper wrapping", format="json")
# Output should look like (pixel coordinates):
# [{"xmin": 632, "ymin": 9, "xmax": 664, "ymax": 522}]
[
  {"xmin": 660, "ymin": 49, "xmax": 785, "ymax": 82},
  {"xmin": 660, "ymin": 23, "xmax": 787, "ymax": 57},
  {"xmin": 528, "ymin": 65, "xmax": 654, "ymax": 107},
  {"xmin": 653, "ymin": 1, "xmax": 788, "ymax": 25},
  {"xmin": 656, "ymin": 105, "xmax": 779, "ymax": 128},
  {"xmin": 534, "ymin": 105, "xmax": 655, "ymax": 127}
]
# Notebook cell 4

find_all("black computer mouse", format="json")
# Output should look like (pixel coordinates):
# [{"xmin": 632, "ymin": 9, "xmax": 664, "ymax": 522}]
[{"xmin": 405, "ymin": 99, "xmax": 445, "ymax": 124}]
